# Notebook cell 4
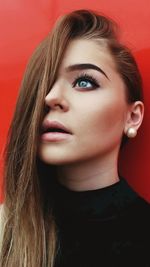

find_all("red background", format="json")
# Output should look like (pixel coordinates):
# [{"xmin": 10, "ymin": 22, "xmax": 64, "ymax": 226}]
[{"xmin": 0, "ymin": 0, "xmax": 150, "ymax": 202}]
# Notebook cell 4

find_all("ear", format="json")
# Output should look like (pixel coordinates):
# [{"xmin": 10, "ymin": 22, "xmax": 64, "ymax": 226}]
[{"xmin": 124, "ymin": 101, "xmax": 144, "ymax": 135}]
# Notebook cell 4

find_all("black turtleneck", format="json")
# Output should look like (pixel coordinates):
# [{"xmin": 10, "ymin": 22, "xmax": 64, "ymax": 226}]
[{"xmin": 53, "ymin": 177, "xmax": 150, "ymax": 267}]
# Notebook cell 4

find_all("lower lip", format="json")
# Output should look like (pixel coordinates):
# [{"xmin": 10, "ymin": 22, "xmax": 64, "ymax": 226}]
[{"xmin": 41, "ymin": 132, "xmax": 72, "ymax": 142}]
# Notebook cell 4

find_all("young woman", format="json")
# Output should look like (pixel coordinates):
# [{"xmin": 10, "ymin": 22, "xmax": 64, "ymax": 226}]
[{"xmin": 0, "ymin": 9, "xmax": 149, "ymax": 267}]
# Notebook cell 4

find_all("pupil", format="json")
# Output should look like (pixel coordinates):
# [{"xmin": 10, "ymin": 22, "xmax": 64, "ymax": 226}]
[{"xmin": 80, "ymin": 81, "xmax": 87, "ymax": 87}]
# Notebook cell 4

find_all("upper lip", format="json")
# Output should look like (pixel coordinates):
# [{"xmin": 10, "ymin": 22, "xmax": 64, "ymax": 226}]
[{"xmin": 41, "ymin": 120, "xmax": 72, "ymax": 134}]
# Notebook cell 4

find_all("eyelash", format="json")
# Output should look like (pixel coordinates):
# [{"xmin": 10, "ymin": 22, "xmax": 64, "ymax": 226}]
[{"xmin": 72, "ymin": 73, "xmax": 100, "ymax": 90}]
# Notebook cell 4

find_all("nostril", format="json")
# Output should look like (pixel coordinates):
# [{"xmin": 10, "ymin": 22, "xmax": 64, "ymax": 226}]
[
  {"xmin": 44, "ymin": 105, "xmax": 50, "ymax": 114},
  {"xmin": 44, "ymin": 93, "xmax": 69, "ymax": 112}
]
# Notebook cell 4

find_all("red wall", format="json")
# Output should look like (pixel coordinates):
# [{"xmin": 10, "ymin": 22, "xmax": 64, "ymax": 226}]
[{"xmin": 0, "ymin": 0, "xmax": 150, "ymax": 202}]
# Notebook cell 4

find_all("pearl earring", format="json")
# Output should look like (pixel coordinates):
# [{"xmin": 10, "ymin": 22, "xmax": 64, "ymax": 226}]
[{"xmin": 126, "ymin": 127, "xmax": 137, "ymax": 138}]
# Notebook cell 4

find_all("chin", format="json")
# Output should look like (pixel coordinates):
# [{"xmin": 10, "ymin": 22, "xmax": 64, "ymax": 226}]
[{"xmin": 38, "ymin": 152, "xmax": 71, "ymax": 166}]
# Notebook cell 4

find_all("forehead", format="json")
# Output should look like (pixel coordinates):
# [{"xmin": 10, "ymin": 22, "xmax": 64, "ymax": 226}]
[{"xmin": 59, "ymin": 38, "xmax": 117, "ymax": 74}]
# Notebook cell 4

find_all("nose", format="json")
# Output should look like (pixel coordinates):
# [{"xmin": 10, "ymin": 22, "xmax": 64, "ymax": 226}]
[{"xmin": 45, "ymin": 83, "xmax": 69, "ymax": 112}]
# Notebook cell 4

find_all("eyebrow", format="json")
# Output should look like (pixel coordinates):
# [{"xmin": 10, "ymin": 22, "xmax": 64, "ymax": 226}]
[{"xmin": 65, "ymin": 63, "xmax": 109, "ymax": 80}]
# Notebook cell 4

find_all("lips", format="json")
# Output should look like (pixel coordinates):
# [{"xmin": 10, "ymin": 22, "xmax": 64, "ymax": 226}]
[{"xmin": 41, "ymin": 120, "xmax": 72, "ymax": 135}]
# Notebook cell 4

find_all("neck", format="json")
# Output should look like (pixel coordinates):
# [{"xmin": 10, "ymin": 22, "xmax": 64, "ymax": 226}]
[{"xmin": 56, "ymin": 150, "xmax": 120, "ymax": 192}]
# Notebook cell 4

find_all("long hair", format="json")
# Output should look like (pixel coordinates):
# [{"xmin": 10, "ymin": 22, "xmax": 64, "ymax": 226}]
[{"xmin": 0, "ymin": 9, "xmax": 143, "ymax": 267}]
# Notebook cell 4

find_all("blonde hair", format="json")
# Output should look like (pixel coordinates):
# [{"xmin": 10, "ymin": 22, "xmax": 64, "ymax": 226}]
[{"xmin": 0, "ymin": 9, "xmax": 143, "ymax": 266}]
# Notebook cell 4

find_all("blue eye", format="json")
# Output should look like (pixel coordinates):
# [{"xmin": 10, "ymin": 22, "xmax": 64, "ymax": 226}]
[
  {"xmin": 76, "ymin": 79, "xmax": 93, "ymax": 88},
  {"xmin": 72, "ymin": 74, "xmax": 99, "ymax": 90}
]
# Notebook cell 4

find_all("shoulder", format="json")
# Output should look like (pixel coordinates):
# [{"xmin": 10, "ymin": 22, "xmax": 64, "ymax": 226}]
[
  {"xmin": 0, "ymin": 203, "xmax": 5, "ymax": 251},
  {"xmin": 0, "ymin": 203, "xmax": 4, "ymax": 218},
  {"xmin": 111, "ymin": 178, "xmax": 150, "ymax": 244},
  {"xmin": 0, "ymin": 203, "xmax": 4, "ymax": 223},
  {"xmin": 116, "ymin": 177, "xmax": 150, "ymax": 222}
]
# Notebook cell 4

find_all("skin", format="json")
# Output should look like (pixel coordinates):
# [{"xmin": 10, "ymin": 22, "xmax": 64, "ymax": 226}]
[{"xmin": 38, "ymin": 39, "xmax": 144, "ymax": 191}]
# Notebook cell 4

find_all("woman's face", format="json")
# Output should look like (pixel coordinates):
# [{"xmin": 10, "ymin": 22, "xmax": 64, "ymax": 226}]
[{"xmin": 38, "ymin": 39, "xmax": 129, "ymax": 165}]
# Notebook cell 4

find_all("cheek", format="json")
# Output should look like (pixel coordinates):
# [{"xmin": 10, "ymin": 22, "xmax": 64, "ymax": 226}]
[{"xmin": 80, "ymin": 97, "xmax": 126, "ymax": 140}]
